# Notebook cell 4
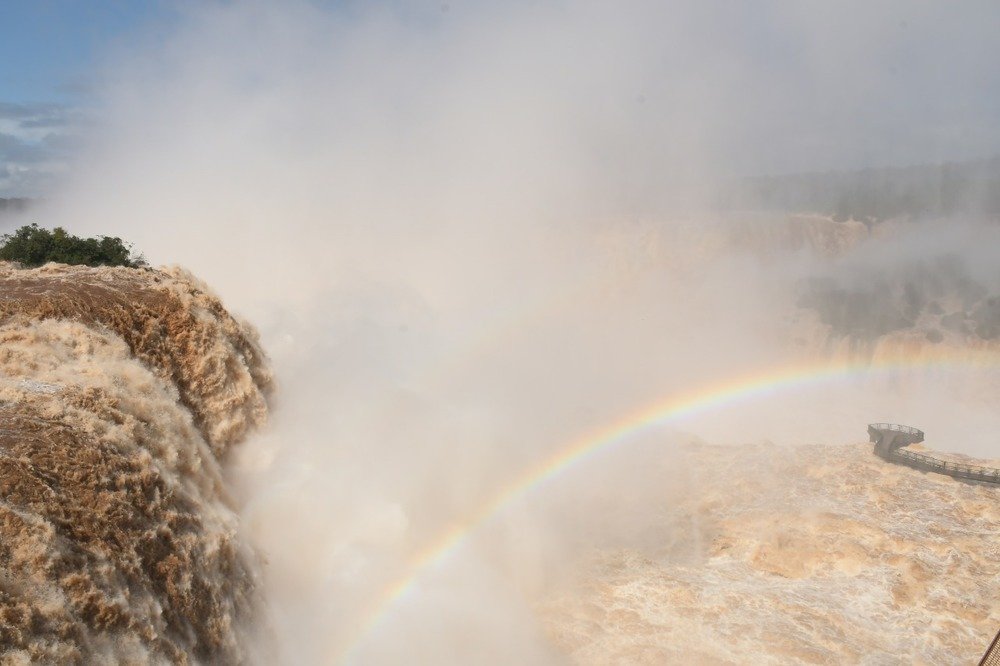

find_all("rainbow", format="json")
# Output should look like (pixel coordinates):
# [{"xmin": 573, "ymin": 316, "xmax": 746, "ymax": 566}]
[{"xmin": 338, "ymin": 349, "xmax": 1000, "ymax": 662}]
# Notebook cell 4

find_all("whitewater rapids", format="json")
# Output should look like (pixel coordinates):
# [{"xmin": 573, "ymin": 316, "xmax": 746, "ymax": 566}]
[
  {"xmin": 2, "ymin": 215, "xmax": 1000, "ymax": 664},
  {"xmin": 0, "ymin": 262, "xmax": 271, "ymax": 663},
  {"xmin": 540, "ymin": 441, "xmax": 1000, "ymax": 664}
]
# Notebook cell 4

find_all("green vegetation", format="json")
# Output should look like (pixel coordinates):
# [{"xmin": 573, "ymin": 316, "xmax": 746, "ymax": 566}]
[
  {"xmin": 0, "ymin": 224, "xmax": 147, "ymax": 268},
  {"xmin": 732, "ymin": 157, "xmax": 1000, "ymax": 222}
]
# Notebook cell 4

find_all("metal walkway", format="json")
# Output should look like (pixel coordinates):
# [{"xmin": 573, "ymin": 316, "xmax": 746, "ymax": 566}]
[
  {"xmin": 868, "ymin": 423, "xmax": 1000, "ymax": 485},
  {"xmin": 981, "ymin": 627, "xmax": 1000, "ymax": 666}
]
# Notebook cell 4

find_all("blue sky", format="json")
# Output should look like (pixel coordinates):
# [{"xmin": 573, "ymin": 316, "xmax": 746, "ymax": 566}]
[
  {"xmin": 0, "ymin": 1, "xmax": 178, "ymax": 195},
  {"xmin": 0, "ymin": 1, "xmax": 176, "ymax": 105},
  {"xmin": 2, "ymin": 1, "xmax": 1000, "ymax": 198}
]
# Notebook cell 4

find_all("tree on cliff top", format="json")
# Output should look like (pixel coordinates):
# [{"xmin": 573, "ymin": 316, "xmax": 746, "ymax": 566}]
[{"xmin": 0, "ymin": 224, "xmax": 147, "ymax": 268}]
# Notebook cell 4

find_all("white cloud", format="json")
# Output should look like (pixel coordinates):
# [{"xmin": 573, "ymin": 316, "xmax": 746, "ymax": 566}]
[{"xmin": 0, "ymin": 102, "xmax": 78, "ymax": 196}]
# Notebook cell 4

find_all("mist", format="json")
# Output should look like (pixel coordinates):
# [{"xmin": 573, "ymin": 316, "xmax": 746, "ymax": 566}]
[{"xmin": 27, "ymin": 1, "xmax": 1000, "ymax": 662}]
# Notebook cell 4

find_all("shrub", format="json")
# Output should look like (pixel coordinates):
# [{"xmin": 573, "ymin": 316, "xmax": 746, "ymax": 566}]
[{"xmin": 0, "ymin": 224, "xmax": 147, "ymax": 268}]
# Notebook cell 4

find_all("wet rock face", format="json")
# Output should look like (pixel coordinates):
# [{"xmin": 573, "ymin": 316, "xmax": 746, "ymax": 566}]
[
  {"xmin": 798, "ymin": 277, "xmax": 919, "ymax": 339},
  {"xmin": 0, "ymin": 262, "xmax": 271, "ymax": 663},
  {"xmin": 970, "ymin": 297, "xmax": 1000, "ymax": 340},
  {"xmin": 797, "ymin": 254, "xmax": 1000, "ymax": 344}
]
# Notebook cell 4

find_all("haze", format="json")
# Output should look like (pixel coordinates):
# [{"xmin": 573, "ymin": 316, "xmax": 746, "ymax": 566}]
[{"xmin": 4, "ymin": 1, "xmax": 1000, "ymax": 663}]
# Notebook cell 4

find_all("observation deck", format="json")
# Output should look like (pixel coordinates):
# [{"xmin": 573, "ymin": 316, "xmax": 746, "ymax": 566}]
[{"xmin": 868, "ymin": 423, "xmax": 1000, "ymax": 485}]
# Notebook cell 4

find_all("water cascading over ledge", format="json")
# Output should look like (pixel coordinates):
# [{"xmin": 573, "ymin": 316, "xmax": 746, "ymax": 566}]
[{"xmin": 0, "ymin": 261, "xmax": 272, "ymax": 663}]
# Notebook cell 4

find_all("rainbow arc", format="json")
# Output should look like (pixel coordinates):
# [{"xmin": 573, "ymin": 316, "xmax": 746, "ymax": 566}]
[{"xmin": 339, "ymin": 348, "xmax": 1000, "ymax": 662}]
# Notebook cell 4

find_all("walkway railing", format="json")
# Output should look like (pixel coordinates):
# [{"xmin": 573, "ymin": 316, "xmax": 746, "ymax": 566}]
[
  {"xmin": 892, "ymin": 448, "xmax": 1000, "ymax": 484},
  {"xmin": 868, "ymin": 423, "xmax": 1000, "ymax": 485},
  {"xmin": 868, "ymin": 422, "xmax": 924, "ymax": 440},
  {"xmin": 981, "ymin": 626, "xmax": 1000, "ymax": 666}
]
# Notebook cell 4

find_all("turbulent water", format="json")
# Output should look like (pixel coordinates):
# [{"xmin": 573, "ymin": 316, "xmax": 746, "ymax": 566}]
[
  {"xmin": 540, "ymin": 442, "xmax": 1000, "ymax": 664},
  {"xmin": 526, "ymin": 217, "xmax": 1000, "ymax": 664},
  {"xmin": 3, "ymin": 214, "xmax": 1000, "ymax": 664},
  {"xmin": 8, "ymin": 1, "xmax": 1000, "ymax": 660},
  {"xmin": 0, "ymin": 262, "xmax": 271, "ymax": 663}
]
